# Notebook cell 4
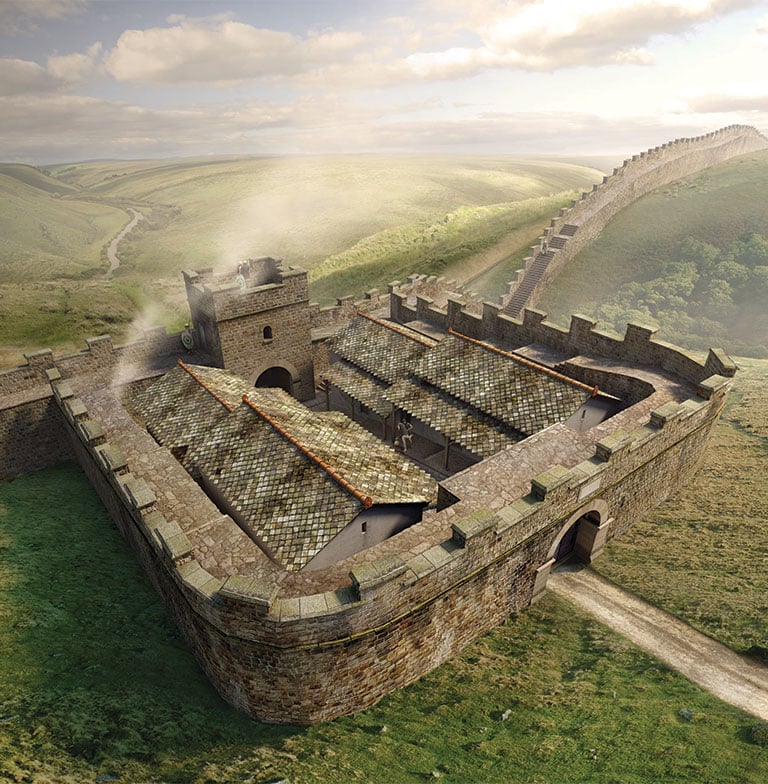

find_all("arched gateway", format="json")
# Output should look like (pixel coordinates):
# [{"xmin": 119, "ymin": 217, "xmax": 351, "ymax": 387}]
[
  {"xmin": 255, "ymin": 365, "xmax": 293, "ymax": 394},
  {"xmin": 530, "ymin": 499, "xmax": 612, "ymax": 603}
]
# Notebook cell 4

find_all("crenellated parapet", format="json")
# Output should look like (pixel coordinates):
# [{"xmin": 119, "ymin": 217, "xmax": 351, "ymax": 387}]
[
  {"xmin": 0, "ymin": 326, "xmax": 199, "ymax": 401},
  {"xmin": 307, "ymin": 272, "xmax": 484, "ymax": 336},
  {"xmin": 390, "ymin": 287, "xmax": 736, "ymax": 388}
]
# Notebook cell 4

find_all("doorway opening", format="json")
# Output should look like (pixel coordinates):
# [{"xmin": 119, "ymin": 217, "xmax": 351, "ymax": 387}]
[
  {"xmin": 554, "ymin": 510, "xmax": 602, "ymax": 564},
  {"xmin": 255, "ymin": 366, "xmax": 293, "ymax": 394}
]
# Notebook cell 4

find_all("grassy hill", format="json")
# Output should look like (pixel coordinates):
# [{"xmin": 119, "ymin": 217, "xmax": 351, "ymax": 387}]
[
  {"xmin": 51, "ymin": 155, "xmax": 604, "ymax": 277},
  {"xmin": 308, "ymin": 192, "xmax": 577, "ymax": 304},
  {"xmin": 1, "ymin": 361, "xmax": 767, "ymax": 783},
  {"xmin": 538, "ymin": 150, "xmax": 768, "ymax": 356},
  {"xmin": 0, "ymin": 166, "xmax": 126, "ymax": 281},
  {"xmin": 0, "ymin": 155, "xmax": 604, "ymax": 365}
]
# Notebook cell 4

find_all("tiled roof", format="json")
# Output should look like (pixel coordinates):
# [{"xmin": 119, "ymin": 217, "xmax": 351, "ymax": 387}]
[
  {"xmin": 188, "ymin": 406, "xmax": 363, "ymax": 571},
  {"xmin": 411, "ymin": 334, "xmax": 590, "ymax": 435},
  {"xmin": 241, "ymin": 393, "xmax": 434, "ymax": 505},
  {"xmin": 322, "ymin": 360, "xmax": 392, "ymax": 418},
  {"xmin": 135, "ymin": 363, "xmax": 436, "ymax": 571},
  {"xmin": 386, "ymin": 377, "xmax": 522, "ymax": 458},
  {"xmin": 132, "ymin": 363, "xmax": 234, "ymax": 458},
  {"xmin": 328, "ymin": 312, "xmax": 435, "ymax": 384},
  {"xmin": 177, "ymin": 361, "xmax": 253, "ymax": 408}
]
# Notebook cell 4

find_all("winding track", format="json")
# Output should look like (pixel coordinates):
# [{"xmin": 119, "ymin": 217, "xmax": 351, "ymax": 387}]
[
  {"xmin": 548, "ymin": 566, "xmax": 768, "ymax": 721},
  {"xmin": 107, "ymin": 207, "xmax": 144, "ymax": 275}
]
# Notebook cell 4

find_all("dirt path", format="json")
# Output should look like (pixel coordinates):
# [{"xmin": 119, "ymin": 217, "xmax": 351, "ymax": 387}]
[
  {"xmin": 107, "ymin": 207, "xmax": 144, "ymax": 275},
  {"xmin": 548, "ymin": 565, "xmax": 768, "ymax": 721}
]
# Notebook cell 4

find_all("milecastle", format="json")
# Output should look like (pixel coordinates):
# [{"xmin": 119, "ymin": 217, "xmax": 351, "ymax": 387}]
[{"xmin": 1, "ymin": 125, "xmax": 765, "ymax": 724}]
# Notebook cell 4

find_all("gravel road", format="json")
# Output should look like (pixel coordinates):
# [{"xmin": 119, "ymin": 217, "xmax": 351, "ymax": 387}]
[{"xmin": 548, "ymin": 565, "xmax": 768, "ymax": 721}]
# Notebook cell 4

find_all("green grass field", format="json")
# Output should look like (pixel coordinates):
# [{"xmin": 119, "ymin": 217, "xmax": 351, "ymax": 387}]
[
  {"xmin": 0, "ymin": 168, "xmax": 126, "ymax": 282},
  {"xmin": 44, "ymin": 155, "xmax": 603, "ymax": 277},
  {"xmin": 594, "ymin": 357, "xmax": 768, "ymax": 659}
]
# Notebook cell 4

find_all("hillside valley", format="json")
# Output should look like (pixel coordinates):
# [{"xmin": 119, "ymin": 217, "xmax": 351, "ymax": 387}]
[
  {"xmin": 1, "ymin": 145, "xmax": 768, "ymax": 781},
  {"xmin": 0, "ymin": 155, "xmax": 604, "ymax": 367}
]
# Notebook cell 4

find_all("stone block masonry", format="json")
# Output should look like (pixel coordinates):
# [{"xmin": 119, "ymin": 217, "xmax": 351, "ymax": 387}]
[{"xmin": 184, "ymin": 260, "xmax": 315, "ymax": 399}]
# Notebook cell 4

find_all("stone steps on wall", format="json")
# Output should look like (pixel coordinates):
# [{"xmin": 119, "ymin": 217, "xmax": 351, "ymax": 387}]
[
  {"xmin": 501, "ymin": 224, "xmax": 579, "ymax": 318},
  {"xmin": 503, "ymin": 250, "xmax": 556, "ymax": 318},
  {"xmin": 548, "ymin": 235, "xmax": 568, "ymax": 250}
]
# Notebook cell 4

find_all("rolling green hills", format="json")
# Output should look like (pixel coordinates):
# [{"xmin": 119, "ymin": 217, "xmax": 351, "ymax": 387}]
[
  {"xmin": 0, "ymin": 155, "xmax": 604, "ymax": 365},
  {"xmin": 538, "ymin": 149, "xmax": 768, "ymax": 356},
  {"xmin": 0, "ymin": 166, "xmax": 126, "ymax": 281},
  {"xmin": 49, "ymin": 155, "xmax": 604, "ymax": 276}
]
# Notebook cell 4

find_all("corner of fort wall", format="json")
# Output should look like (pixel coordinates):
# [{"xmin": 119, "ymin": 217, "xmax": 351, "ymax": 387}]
[{"xmin": 0, "ymin": 326, "xmax": 190, "ymax": 476}]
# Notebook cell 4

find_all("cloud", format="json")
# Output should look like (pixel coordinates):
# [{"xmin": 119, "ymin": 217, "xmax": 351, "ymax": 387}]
[
  {"xmin": 0, "ymin": 91, "xmax": 389, "ymax": 161},
  {"xmin": 0, "ymin": 0, "xmax": 86, "ymax": 33},
  {"xmin": 0, "ymin": 80, "xmax": 736, "ymax": 164},
  {"xmin": 682, "ymin": 82, "xmax": 768, "ymax": 112},
  {"xmin": 71, "ymin": 0, "xmax": 764, "ymax": 97},
  {"xmin": 47, "ymin": 42, "xmax": 102, "ymax": 83},
  {"xmin": 104, "ymin": 16, "xmax": 366, "ymax": 85},
  {"xmin": 0, "ymin": 44, "xmax": 102, "ymax": 96},
  {"xmin": 0, "ymin": 58, "xmax": 62, "ymax": 96},
  {"xmin": 397, "ymin": 0, "xmax": 761, "ymax": 77}
]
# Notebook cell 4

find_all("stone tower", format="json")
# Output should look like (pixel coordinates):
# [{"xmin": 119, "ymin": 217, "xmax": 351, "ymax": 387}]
[{"xmin": 182, "ymin": 257, "xmax": 315, "ymax": 400}]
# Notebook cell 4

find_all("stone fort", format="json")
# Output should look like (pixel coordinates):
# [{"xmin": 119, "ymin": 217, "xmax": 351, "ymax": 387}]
[{"xmin": 1, "ymin": 125, "xmax": 765, "ymax": 725}]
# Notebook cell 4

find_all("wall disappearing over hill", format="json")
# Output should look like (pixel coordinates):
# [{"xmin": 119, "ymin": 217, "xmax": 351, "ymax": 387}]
[{"xmin": 501, "ymin": 125, "xmax": 768, "ymax": 318}]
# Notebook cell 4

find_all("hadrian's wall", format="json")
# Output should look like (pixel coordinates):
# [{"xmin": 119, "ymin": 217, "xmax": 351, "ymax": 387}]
[
  {"xmin": 308, "ymin": 272, "xmax": 482, "ymax": 332},
  {"xmin": 500, "ymin": 125, "xmax": 768, "ymax": 315},
  {"xmin": 44, "ymin": 314, "xmax": 733, "ymax": 724}
]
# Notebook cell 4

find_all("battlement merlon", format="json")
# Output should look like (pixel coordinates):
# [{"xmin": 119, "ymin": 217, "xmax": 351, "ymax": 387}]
[{"xmin": 391, "ymin": 289, "xmax": 737, "ymax": 388}]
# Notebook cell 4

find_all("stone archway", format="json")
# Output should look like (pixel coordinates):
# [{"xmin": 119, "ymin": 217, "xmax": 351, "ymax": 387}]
[
  {"xmin": 551, "ymin": 509, "xmax": 603, "ymax": 564},
  {"xmin": 255, "ymin": 366, "xmax": 293, "ymax": 394},
  {"xmin": 530, "ymin": 499, "xmax": 612, "ymax": 604}
]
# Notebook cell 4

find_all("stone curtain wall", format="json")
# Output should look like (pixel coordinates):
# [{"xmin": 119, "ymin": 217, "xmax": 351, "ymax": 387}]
[
  {"xmin": 500, "ymin": 125, "xmax": 768, "ymax": 315},
  {"xmin": 0, "ymin": 328, "xmax": 188, "ymax": 400},
  {"xmin": 0, "ymin": 329, "xmax": 190, "ymax": 477},
  {"xmin": 45, "ymin": 321, "xmax": 732, "ymax": 723},
  {"xmin": 307, "ymin": 272, "xmax": 484, "ymax": 333},
  {"xmin": 0, "ymin": 392, "xmax": 72, "ymax": 478}
]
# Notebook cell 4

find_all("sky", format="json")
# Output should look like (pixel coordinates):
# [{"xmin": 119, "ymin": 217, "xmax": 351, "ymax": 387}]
[{"xmin": 1, "ymin": 0, "xmax": 768, "ymax": 164}]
